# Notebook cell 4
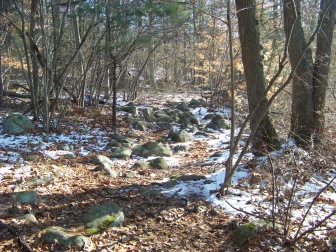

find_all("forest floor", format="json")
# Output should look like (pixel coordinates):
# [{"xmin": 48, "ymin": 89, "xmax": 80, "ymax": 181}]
[{"xmin": 0, "ymin": 92, "xmax": 335, "ymax": 251}]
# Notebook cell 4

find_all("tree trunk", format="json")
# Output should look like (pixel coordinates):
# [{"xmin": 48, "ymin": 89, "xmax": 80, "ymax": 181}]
[
  {"xmin": 284, "ymin": 0, "xmax": 315, "ymax": 144},
  {"xmin": 284, "ymin": 0, "xmax": 335, "ymax": 145},
  {"xmin": 29, "ymin": 0, "xmax": 40, "ymax": 119},
  {"xmin": 235, "ymin": 0, "xmax": 279, "ymax": 155},
  {"xmin": 312, "ymin": 0, "xmax": 336, "ymax": 142}
]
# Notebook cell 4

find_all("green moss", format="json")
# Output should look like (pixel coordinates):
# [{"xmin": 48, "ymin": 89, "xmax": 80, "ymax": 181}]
[
  {"xmin": 101, "ymin": 216, "xmax": 115, "ymax": 228},
  {"xmin": 232, "ymin": 222, "xmax": 258, "ymax": 247},
  {"xmin": 86, "ymin": 228, "xmax": 100, "ymax": 235}
]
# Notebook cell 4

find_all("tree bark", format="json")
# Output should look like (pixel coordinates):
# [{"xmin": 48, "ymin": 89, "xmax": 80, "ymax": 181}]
[
  {"xmin": 284, "ymin": 0, "xmax": 335, "ymax": 145},
  {"xmin": 284, "ymin": 0, "xmax": 315, "ymax": 144},
  {"xmin": 235, "ymin": 0, "xmax": 279, "ymax": 155},
  {"xmin": 312, "ymin": 0, "xmax": 336, "ymax": 142}
]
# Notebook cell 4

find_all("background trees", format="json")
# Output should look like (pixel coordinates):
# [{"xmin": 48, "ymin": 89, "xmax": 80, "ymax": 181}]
[{"xmin": 0, "ymin": 0, "xmax": 335, "ymax": 152}]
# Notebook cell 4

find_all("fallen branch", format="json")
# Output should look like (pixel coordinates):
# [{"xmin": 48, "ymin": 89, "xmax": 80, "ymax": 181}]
[
  {"xmin": 0, "ymin": 220, "xmax": 34, "ymax": 252},
  {"xmin": 2, "ymin": 91, "xmax": 31, "ymax": 99}
]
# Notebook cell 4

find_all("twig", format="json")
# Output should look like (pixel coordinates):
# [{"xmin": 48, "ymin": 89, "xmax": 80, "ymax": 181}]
[
  {"xmin": 293, "ymin": 174, "xmax": 336, "ymax": 240},
  {"xmin": 0, "ymin": 220, "xmax": 34, "ymax": 252},
  {"xmin": 222, "ymin": 196, "xmax": 281, "ymax": 225},
  {"xmin": 291, "ymin": 209, "xmax": 336, "ymax": 244}
]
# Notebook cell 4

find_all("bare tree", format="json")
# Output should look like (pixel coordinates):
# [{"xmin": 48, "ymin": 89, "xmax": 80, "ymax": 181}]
[
  {"xmin": 235, "ymin": 0, "xmax": 279, "ymax": 155},
  {"xmin": 284, "ymin": 0, "xmax": 336, "ymax": 145}
]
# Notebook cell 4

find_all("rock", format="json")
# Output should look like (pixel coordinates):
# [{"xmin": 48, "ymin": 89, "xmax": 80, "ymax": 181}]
[
  {"xmin": 155, "ymin": 112, "xmax": 173, "ymax": 123},
  {"xmin": 149, "ymin": 157, "xmax": 168, "ymax": 169},
  {"xmin": 106, "ymin": 139, "xmax": 132, "ymax": 149},
  {"xmin": 131, "ymin": 120, "xmax": 147, "ymax": 131},
  {"xmin": 173, "ymin": 145, "xmax": 187, "ymax": 153},
  {"xmin": 91, "ymin": 155, "xmax": 118, "ymax": 177},
  {"xmin": 132, "ymin": 160, "xmax": 149, "ymax": 169},
  {"xmin": 176, "ymin": 102, "xmax": 190, "ymax": 112},
  {"xmin": 141, "ymin": 108, "xmax": 156, "ymax": 122},
  {"xmin": 156, "ymin": 121, "xmax": 171, "ymax": 129},
  {"xmin": 2, "ymin": 114, "xmax": 34, "ymax": 135},
  {"xmin": 203, "ymin": 113, "xmax": 217, "ymax": 120},
  {"xmin": 91, "ymin": 155, "xmax": 113, "ymax": 166},
  {"xmin": 16, "ymin": 190, "xmax": 38, "ymax": 205},
  {"xmin": 232, "ymin": 222, "xmax": 258, "ymax": 248},
  {"xmin": 64, "ymin": 153, "xmax": 76, "ymax": 159},
  {"xmin": 206, "ymin": 115, "xmax": 231, "ymax": 131},
  {"xmin": 41, "ymin": 226, "xmax": 92, "ymax": 249},
  {"xmin": 176, "ymin": 175, "xmax": 206, "ymax": 181},
  {"xmin": 211, "ymin": 152, "xmax": 222, "ymax": 158},
  {"xmin": 81, "ymin": 202, "xmax": 124, "ymax": 234},
  {"xmin": 132, "ymin": 141, "xmax": 173, "ymax": 157},
  {"xmin": 110, "ymin": 134, "xmax": 133, "ymax": 144},
  {"xmin": 142, "ymin": 188, "xmax": 160, "ymax": 197},
  {"xmin": 178, "ymin": 112, "xmax": 199, "ymax": 128},
  {"xmin": 110, "ymin": 148, "xmax": 132, "ymax": 160},
  {"xmin": 61, "ymin": 144, "xmax": 74, "ymax": 151},
  {"xmin": 123, "ymin": 171, "xmax": 136, "ymax": 178},
  {"xmin": 168, "ymin": 130, "xmax": 193, "ymax": 142},
  {"xmin": 121, "ymin": 105, "xmax": 138, "ymax": 116},
  {"xmin": 94, "ymin": 163, "xmax": 118, "ymax": 178},
  {"xmin": 188, "ymin": 98, "xmax": 206, "ymax": 108},
  {"xmin": 195, "ymin": 131, "xmax": 209, "ymax": 137},
  {"xmin": 18, "ymin": 213, "xmax": 38, "ymax": 224}
]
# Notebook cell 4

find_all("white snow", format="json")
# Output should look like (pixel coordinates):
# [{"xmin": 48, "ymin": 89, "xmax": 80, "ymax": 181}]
[{"xmin": 0, "ymin": 96, "xmax": 335, "ymax": 244}]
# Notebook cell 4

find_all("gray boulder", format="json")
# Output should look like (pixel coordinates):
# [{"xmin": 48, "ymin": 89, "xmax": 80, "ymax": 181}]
[
  {"xmin": 132, "ymin": 141, "xmax": 173, "ymax": 157},
  {"xmin": 141, "ymin": 108, "xmax": 156, "ymax": 122},
  {"xmin": 91, "ymin": 154, "xmax": 114, "ymax": 166},
  {"xmin": 82, "ymin": 202, "xmax": 124, "ymax": 234},
  {"xmin": 41, "ymin": 226, "xmax": 92, "ymax": 249},
  {"xmin": 178, "ymin": 112, "xmax": 199, "ymax": 127},
  {"xmin": 168, "ymin": 130, "xmax": 193, "ymax": 142},
  {"xmin": 2, "ymin": 114, "xmax": 34, "ymax": 135},
  {"xmin": 16, "ymin": 190, "xmax": 38, "ymax": 205},
  {"xmin": 110, "ymin": 148, "xmax": 132, "ymax": 160},
  {"xmin": 173, "ymin": 145, "xmax": 187, "ymax": 153},
  {"xmin": 206, "ymin": 114, "xmax": 231, "ymax": 130},
  {"xmin": 131, "ymin": 119, "xmax": 147, "ymax": 131},
  {"xmin": 188, "ymin": 98, "xmax": 206, "ymax": 108},
  {"xmin": 176, "ymin": 102, "xmax": 190, "ymax": 112},
  {"xmin": 91, "ymin": 155, "xmax": 118, "ymax": 178},
  {"xmin": 149, "ymin": 157, "xmax": 169, "ymax": 169},
  {"xmin": 18, "ymin": 213, "xmax": 38, "ymax": 224},
  {"xmin": 120, "ymin": 105, "xmax": 138, "ymax": 116},
  {"xmin": 132, "ymin": 160, "xmax": 149, "ymax": 169}
]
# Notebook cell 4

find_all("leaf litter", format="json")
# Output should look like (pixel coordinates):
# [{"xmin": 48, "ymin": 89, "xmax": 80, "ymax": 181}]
[{"xmin": 0, "ymin": 93, "xmax": 335, "ymax": 251}]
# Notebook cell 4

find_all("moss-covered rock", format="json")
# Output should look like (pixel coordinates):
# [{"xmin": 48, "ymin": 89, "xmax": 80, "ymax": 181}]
[
  {"xmin": 2, "ymin": 114, "xmax": 34, "ymax": 135},
  {"xmin": 82, "ymin": 202, "xmax": 124, "ymax": 234},
  {"xmin": 131, "ymin": 119, "xmax": 147, "ymax": 131},
  {"xmin": 110, "ymin": 148, "xmax": 132, "ymax": 160},
  {"xmin": 168, "ymin": 130, "xmax": 193, "ymax": 142},
  {"xmin": 91, "ymin": 154, "xmax": 113, "ymax": 166},
  {"xmin": 132, "ymin": 141, "xmax": 173, "ymax": 157},
  {"xmin": 132, "ymin": 160, "xmax": 149, "ymax": 169},
  {"xmin": 41, "ymin": 226, "xmax": 92, "ymax": 249},
  {"xmin": 188, "ymin": 98, "xmax": 206, "ymax": 108},
  {"xmin": 232, "ymin": 222, "xmax": 258, "ymax": 248},
  {"xmin": 149, "ymin": 157, "xmax": 169, "ymax": 169},
  {"xmin": 206, "ymin": 114, "xmax": 231, "ymax": 131},
  {"xmin": 16, "ymin": 190, "xmax": 38, "ymax": 205},
  {"xmin": 173, "ymin": 145, "xmax": 187, "ymax": 153}
]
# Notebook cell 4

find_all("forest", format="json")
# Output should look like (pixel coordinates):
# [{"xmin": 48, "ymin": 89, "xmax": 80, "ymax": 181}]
[{"xmin": 0, "ymin": 0, "xmax": 335, "ymax": 251}]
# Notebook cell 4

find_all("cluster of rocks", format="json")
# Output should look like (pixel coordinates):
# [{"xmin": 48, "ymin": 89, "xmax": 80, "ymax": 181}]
[
  {"xmin": 12, "ymin": 190, "xmax": 124, "ymax": 250},
  {"xmin": 1, "ymin": 98, "xmax": 235, "ymax": 249}
]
